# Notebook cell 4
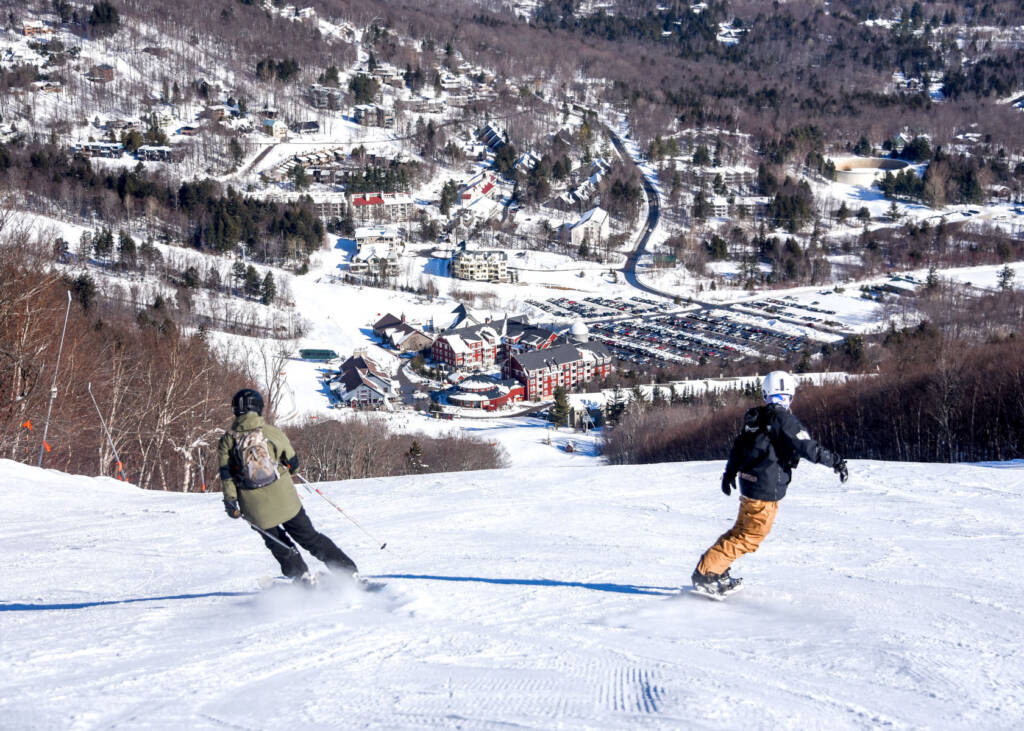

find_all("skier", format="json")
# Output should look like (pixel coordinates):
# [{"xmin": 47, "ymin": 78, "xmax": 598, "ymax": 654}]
[
  {"xmin": 691, "ymin": 371, "xmax": 848, "ymax": 597},
  {"xmin": 219, "ymin": 388, "xmax": 359, "ymax": 586}
]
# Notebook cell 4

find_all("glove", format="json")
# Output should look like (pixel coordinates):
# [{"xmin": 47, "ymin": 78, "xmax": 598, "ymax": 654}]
[
  {"xmin": 721, "ymin": 472, "xmax": 736, "ymax": 496},
  {"xmin": 224, "ymin": 498, "xmax": 241, "ymax": 519},
  {"xmin": 834, "ymin": 458, "xmax": 848, "ymax": 483}
]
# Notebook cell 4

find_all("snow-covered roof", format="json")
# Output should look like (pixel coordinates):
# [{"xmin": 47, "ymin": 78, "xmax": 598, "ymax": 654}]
[
  {"xmin": 353, "ymin": 244, "xmax": 394, "ymax": 262},
  {"xmin": 575, "ymin": 207, "xmax": 608, "ymax": 228},
  {"xmin": 355, "ymin": 226, "xmax": 400, "ymax": 240},
  {"xmin": 445, "ymin": 334, "xmax": 470, "ymax": 354},
  {"xmin": 350, "ymin": 192, "xmax": 413, "ymax": 207}
]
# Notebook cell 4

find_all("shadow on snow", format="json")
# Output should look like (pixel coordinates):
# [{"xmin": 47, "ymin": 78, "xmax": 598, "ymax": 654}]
[
  {"xmin": 0, "ymin": 590, "xmax": 254, "ymax": 612},
  {"xmin": 377, "ymin": 573, "xmax": 678, "ymax": 596}
]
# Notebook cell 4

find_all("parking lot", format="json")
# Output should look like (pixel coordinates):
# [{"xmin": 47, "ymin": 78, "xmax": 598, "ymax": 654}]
[
  {"xmin": 589, "ymin": 309, "xmax": 807, "ymax": 367},
  {"xmin": 526, "ymin": 278, "xmax": 923, "ymax": 369},
  {"xmin": 525, "ymin": 296, "xmax": 674, "ymax": 320}
]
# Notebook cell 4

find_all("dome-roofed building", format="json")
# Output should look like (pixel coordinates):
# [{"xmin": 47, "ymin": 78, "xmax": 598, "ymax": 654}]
[{"xmin": 569, "ymin": 320, "xmax": 590, "ymax": 343}]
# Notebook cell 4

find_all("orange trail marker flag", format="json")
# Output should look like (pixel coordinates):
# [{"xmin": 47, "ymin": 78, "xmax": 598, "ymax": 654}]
[
  {"xmin": 22, "ymin": 420, "xmax": 33, "ymax": 431},
  {"xmin": 43, "ymin": 441, "xmax": 52, "ymax": 453}
]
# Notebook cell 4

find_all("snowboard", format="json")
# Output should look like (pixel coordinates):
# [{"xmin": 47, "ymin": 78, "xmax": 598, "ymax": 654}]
[{"xmin": 688, "ymin": 581, "xmax": 745, "ymax": 601}]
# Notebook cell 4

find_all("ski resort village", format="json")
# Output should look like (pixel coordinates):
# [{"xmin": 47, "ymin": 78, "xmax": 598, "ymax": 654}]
[{"xmin": 2, "ymin": 0, "xmax": 1024, "ymax": 728}]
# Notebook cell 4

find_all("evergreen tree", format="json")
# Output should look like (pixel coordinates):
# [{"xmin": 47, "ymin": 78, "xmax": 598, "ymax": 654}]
[
  {"xmin": 407, "ymin": 440, "xmax": 425, "ymax": 473},
  {"xmin": 183, "ymin": 266, "xmax": 200, "ymax": 289},
  {"xmin": 288, "ymin": 164, "xmax": 310, "ymax": 191},
  {"xmin": 606, "ymin": 385, "xmax": 626, "ymax": 424},
  {"xmin": 439, "ymin": 179, "xmax": 459, "ymax": 215},
  {"xmin": 692, "ymin": 190, "xmax": 709, "ymax": 221},
  {"xmin": 229, "ymin": 137, "xmax": 244, "ymax": 167},
  {"xmin": 244, "ymin": 265, "xmax": 261, "ymax": 298},
  {"xmin": 349, "ymin": 74, "xmax": 379, "ymax": 104},
  {"xmin": 206, "ymin": 267, "xmax": 222, "ymax": 292},
  {"xmin": 260, "ymin": 271, "xmax": 277, "ymax": 305},
  {"xmin": 231, "ymin": 260, "xmax": 247, "ymax": 294},
  {"xmin": 630, "ymin": 384, "xmax": 647, "ymax": 411},
  {"xmin": 998, "ymin": 265, "xmax": 1015, "ymax": 291},
  {"xmin": 550, "ymin": 386, "xmax": 570, "ymax": 427},
  {"xmin": 117, "ymin": 229, "xmax": 137, "ymax": 269},
  {"xmin": 88, "ymin": 1, "xmax": 120, "ymax": 35},
  {"xmin": 93, "ymin": 227, "xmax": 114, "ymax": 261},
  {"xmin": 71, "ymin": 273, "xmax": 97, "ymax": 310}
]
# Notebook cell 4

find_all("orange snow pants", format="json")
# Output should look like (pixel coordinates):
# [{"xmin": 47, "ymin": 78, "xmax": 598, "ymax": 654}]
[{"xmin": 697, "ymin": 497, "xmax": 779, "ymax": 575}]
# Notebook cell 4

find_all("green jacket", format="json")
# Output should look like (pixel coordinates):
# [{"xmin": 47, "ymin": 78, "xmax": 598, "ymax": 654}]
[{"xmin": 218, "ymin": 412, "xmax": 302, "ymax": 529}]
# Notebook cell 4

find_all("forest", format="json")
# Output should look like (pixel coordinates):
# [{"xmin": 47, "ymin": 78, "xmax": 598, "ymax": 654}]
[
  {"xmin": 0, "ymin": 140, "xmax": 323, "ymax": 264},
  {"xmin": 0, "ymin": 219, "xmax": 504, "ymax": 491}
]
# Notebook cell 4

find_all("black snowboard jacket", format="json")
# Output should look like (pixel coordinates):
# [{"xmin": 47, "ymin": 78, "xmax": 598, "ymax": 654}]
[{"xmin": 724, "ymin": 403, "xmax": 840, "ymax": 502}]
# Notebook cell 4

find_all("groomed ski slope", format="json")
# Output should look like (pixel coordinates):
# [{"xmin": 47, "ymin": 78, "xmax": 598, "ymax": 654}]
[{"xmin": 1, "ymin": 457, "xmax": 1022, "ymax": 729}]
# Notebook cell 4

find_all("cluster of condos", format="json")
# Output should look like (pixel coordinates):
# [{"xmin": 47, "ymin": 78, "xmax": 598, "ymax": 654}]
[
  {"xmin": 430, "ymin": 315, "xmax": 611, "ymax": 404},
  {"xmin": 325, "ymin": 310, "xmax": 612, "ymax": 410}
]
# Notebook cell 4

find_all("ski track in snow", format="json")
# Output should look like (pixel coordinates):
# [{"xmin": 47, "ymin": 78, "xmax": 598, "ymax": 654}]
[{"xmin": 1, "ymin": 458, "xmax": 1023, "ymax": 729}]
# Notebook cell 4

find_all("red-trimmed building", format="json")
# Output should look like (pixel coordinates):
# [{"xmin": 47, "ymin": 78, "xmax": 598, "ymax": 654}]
[
  {"xmin": 502, "ymin": 342, "xmax": 613, "ymax": 400},
  {"xmin": 445, "ymin": 377, "xmax": 525, "ymax": 410},
  {"xmin": 431, "ymin": 316, "xmax": 557, "ymax": 370},
  {"xmin": 347, "ymin": 191, "xmax": 413, "ymax": 224},
  {"xmin": 458, "ymin": 173, "xmax": 499, "ymax": 206}
]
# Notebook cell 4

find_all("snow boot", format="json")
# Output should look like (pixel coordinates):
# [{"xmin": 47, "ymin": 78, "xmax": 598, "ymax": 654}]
[
  {"xmin": 691, "ymin": 567, "xmax": 743, "ymax": 597},
  {"xmin": 691, "ymin": 567, "xmax": 722, "ymax": 594},
  {"xmin": 717, "ymin": 568, "xmax": 742, "ymax": 593},
  {"xmin": 299, "ymin": 571, "xmax": 319, "ymax": 589}
]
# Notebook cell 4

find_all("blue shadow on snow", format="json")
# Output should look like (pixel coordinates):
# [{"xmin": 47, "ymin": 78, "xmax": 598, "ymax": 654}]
[
  {"xmin": 0, "ymin": 590, "xmax": 254, "ymax": 612},
  {"xmin": 377, "ymin": 574, "xmax": 678, "ymax": 596}
]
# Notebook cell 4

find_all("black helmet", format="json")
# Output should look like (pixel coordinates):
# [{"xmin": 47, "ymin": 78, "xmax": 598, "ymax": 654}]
[{"xmin": 232, "ymin": 388, "xmax": 264, "ymax": 416}]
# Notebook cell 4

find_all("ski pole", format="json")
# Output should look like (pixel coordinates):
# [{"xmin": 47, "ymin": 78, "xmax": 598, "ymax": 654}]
[
  {"xmin": 295, "ymin": 473, "xmax": 387, "ymax": 550},
  {"xmin": 242, "ymin": 516, "xmax": 299, "ymax": 556},
  {"xmin": 87, "ymin": 382, "xmax": 128, "ymax": 482}
]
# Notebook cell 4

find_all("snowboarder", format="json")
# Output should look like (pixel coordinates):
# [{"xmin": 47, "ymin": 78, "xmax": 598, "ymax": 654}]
[
  {"xmin": 219, "ymin": 388, "xmax": 358, "ymax": 586},
  {"xmin": 691, "ymin": 371, "xmax": 848, "ymax": 597}
]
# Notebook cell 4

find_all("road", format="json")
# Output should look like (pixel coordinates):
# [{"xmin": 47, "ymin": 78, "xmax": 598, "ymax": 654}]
[{"xmin": 602, "ymin": 125, "xmax": 676, "ymax": 300}]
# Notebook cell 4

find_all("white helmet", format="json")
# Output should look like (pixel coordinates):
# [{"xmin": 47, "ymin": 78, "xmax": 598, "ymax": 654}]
[{"xmin": 762, "ymin": 371, "xmax": 797, "ymax": 401}]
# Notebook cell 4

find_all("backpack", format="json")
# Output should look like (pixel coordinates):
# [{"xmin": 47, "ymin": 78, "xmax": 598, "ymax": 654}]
[
  {"xmin": 733, "ymin": 406, "xmax": 799, "ymax": 474},
  {"xmin": 231, "ymin": 427, "xmax": 279, "ymax": 489}
]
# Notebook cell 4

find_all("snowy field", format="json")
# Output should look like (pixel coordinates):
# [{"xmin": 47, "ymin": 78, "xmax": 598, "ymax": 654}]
[{"xmin": 2, "ymin": 457, "xmax": 1022, "ymax": 729}]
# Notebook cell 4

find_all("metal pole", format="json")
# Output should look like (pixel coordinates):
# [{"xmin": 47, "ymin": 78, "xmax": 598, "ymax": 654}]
[
  {"xmin": 87, "ymin": 382, "xmax": 128, "ymax": 482},
  {"xmin": 243, "ymin": 516, "xmax": 299, "ymax": 555},
  {"xmin": 295, "ymin": 473, "xmax": 387, "ymax": 550},
  {"xmin": 38, "ymin": 291, "xmax": 72, "ymax": 468}
]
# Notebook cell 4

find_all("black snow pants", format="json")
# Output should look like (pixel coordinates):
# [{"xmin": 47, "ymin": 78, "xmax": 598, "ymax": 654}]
[{"xmin": 254, "ymin": 507, "xmax": 358, "ymax": 578}]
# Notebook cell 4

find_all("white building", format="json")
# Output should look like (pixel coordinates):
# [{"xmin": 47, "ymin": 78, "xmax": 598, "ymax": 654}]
[
  {"xmin": 451, "ymin": 243, "xmax": 509, "ymax": 283},
  {"xmin": 354, "ymin": 226, "xmax": 403, "ymax": 251},
  {"xmin": 348, "ymin": 192, "xmax": 414, "ymax": 225},
  {"xmin": 350, "ymin": 244, "xmax": 400, "ymax": 278},
  {"xmin": 564, "ymin": 207, "xmax": 610, "ymax": 249},
  {"xmin": 328, "ymin": 354, "xmax": 394, "ymax": 408},
  {"xmin": 262, "ymin": 119, "xmax": 288, "ymax": 139}
]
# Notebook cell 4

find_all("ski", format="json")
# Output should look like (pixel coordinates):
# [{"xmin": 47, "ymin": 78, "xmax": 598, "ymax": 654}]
[
  {"xmin": 352, "ymin": 574, "xmax": 387, "ymax": 593},
  {"xmin": 257, "ymin": 572, "xmax": 387, "ymax": 593},
  {"xmin": 257, "ymin": 574, "xmax": 296, "ymax": 590}
]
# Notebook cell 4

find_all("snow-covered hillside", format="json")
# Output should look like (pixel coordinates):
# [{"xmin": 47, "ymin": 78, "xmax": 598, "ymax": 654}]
[{"xmin": 2, "ymin": 457, "xmax": 1022, "ymax": 729}]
